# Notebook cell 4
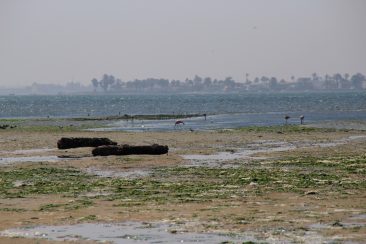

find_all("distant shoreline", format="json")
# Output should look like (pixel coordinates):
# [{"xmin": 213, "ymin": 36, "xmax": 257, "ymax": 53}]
[{"xmin": 0, "ymin": 89, "xmax": 365, "ymax": 96}]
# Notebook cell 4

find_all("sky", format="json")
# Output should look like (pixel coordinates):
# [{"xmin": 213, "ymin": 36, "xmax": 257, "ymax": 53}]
[{"xmin": 0, "ymin": 0, "xmax": 365, "ymax": 87}]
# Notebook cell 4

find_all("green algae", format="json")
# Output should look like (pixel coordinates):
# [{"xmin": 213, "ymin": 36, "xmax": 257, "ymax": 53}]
[{"xmin": 0, "ymin": 155, "xmax": 364, "ymax": 205}]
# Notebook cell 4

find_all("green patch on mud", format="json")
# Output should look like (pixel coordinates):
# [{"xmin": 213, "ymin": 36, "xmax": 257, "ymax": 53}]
[
  {"xmin": 0, "ymin": 118, "xmax": 26, "ymax": 123},
  {"xmin": 78, "ymin": 214, "xmax": 97, "ymax": 222},
  {"xmin": 0, "ymin": 167, "xmax": 95, "ymax": 198},
  {"xmin": 0, "ymin": 155, "xmax": 364, "ymax": 204},
  {"xmin": 39, "ymin": 199, "xmax": 94, "ymax": 211},
  {"xmin": 277, "ymin": 155, "xmax": 366, "ymax": 173},
  {"xmin": 0, "ymin": 207, "xmax": 27, "ymax": 212}
]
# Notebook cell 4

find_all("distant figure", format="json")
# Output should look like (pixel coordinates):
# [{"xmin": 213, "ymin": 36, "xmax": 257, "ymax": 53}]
[
  {"xmin": 189, "ymin": 128, "xmax": 194, "ymax": 132},
  {"xmin": 175, "ymin": 120, "xmax": 185, "ymax": 127},
  {"xmin": 300, "ymin": 115, "xmax": 305, "ymax": 125},
  {"xmin": 203, "ymin": 113, "xmax": 207, "ymax": 120},
  {"xmin": 284, "ymin": 115, "xmax": 290, "ymax": 124}
]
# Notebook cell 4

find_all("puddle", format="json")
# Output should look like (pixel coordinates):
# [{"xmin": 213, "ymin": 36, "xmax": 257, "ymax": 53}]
[
  {"xmin": 0, "ymin": 222, "xmax": 259, "ymax": 244},
  {"xmin": 310, "ymin": 213, "xmax": 366, "ymax": 230},
  {"xmin": 2, "ymin": 148, "xmax": 55, "ymax": 155},
  {"xmin": 0, "ymin": 147, "xmax": 79, "ymax": 165},
  {"xmin": 350, "ymin": 214, "xmax": 366, "ymax": 220},
  {"xmin": 347, "ymin": 135, "xmax": 366, "ymax": 140},
  {"xmin": 182, "ymin": 141, "xmax": 296, "ymax": 166},
  {"xmin": 302, "ymin": 135, "xmax": 366, "ymax": 148},
  {"xmin": 182, "ymin": 135, "xmax": 366, "ymax": 166},
  {"xmin": 0, "ymin": 156, "xmax": 73, "ymax": 165},
  {"xmin": 85, "ymin": 167, "xmax": 151, "ymax": 179},
  {"xmin": 310, "ymin": 221, "xmax": 366, "ymax": 230}
]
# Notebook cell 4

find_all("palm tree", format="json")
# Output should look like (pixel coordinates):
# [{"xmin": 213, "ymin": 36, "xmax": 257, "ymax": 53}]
[
  {"xmin": 290, "ymin": 76, "xmax": 295, "ymax": 83},
  {"xmin": 91, "ymin": 78, "xmax": 99, "ymax": 92},
  {"xmin": 344, "ymin": 73, "xmax": 350, "ymax": 81}
]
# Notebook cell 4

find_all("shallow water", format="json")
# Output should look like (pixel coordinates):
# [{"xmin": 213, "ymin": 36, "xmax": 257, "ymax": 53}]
[
  {"xmin": 2, "ymin": 93, "xmax": 366, "ymax": 131},
  {"xmin": 183, "ymin": 141, "xmax": 295, "ymax": 162},
  {"xmin": 182, "ymin": 142, "xmax": 295, "ymax": 168},
  {"xmin": 1, "ymin": 220, "xmax": 351, "ymax": 243},
  {"xmin": 182, "ymin": 135, "xmax": 366, "ymax": 167},
  {"xmin": 0, "ymin": 155, "xmax": 70, "ymax": 165},
  {"xmin": 310, "ymin": 219, "xmax": 366, "ymax": 229},
  {"xmin": 0, "ymin": 221, "xmax": 259, "ymax": 244},
  {"xmin": 0, "ymin": 148, "xmax": 55, "ymax": 155},
  {"xmin": 89, "ymin": 111, "xmax": 366, "ymax": 132}
]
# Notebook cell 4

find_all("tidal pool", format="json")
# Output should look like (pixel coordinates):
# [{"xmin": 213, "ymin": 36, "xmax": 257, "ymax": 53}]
[
  {"xmin": 0, "ymin": 155, "xmax": 71, "ymax": 165},
  {"xmin": 182, "ymin": 135, "xmax": 366, "ymax": 167},
  {"xmin": 0, "ymin": 221, "xmax": 259, "ymax": 244}
]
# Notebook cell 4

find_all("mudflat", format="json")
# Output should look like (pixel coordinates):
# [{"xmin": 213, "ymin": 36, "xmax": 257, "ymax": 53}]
[{"xmin": 0, "ymin": 123, "xmax": 365, "ymax": 243}]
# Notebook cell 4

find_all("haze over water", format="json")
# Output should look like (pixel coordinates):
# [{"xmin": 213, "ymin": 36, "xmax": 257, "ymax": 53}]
[{"xmin": 1, "ymin": 0, "xmax": 365, "ymax": 87}]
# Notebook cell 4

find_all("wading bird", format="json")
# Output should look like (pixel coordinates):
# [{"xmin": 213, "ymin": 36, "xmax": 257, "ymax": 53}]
[
  {"xmin": 174, "ymin": 120, "xmax": 185, "ymax": 127},
  {"xmin": 300, "ymin": 115, "xmax": 305, "ymax": 124},
  {"xmin": 285, "ymin": 115, "xmax": 290, "ymax": 124}
]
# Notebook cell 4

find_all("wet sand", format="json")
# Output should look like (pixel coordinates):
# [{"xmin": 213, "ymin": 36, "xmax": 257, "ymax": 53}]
[{"xmin": 0, "ymin": 124, "xmax": 366, "ymax": 243}]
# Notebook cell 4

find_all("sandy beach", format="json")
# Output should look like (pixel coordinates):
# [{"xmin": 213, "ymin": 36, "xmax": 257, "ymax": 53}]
[{"xmin": 0, "ymin": 120, "xmax": 365, "ymax": 243}]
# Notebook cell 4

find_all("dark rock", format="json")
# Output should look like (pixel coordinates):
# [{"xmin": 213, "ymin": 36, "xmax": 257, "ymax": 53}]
[
  {"xmin": 57, "ymin": 137, "xmax": 117, "ymax": 149},
  {"xmin": 92, "ymin": 144, "xmax": 169, "ymax": 156}
]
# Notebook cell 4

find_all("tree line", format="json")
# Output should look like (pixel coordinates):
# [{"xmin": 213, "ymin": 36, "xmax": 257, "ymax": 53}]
[{"xmin": 91, "ymin": 72, "xmax": 366, "ymax": 93}]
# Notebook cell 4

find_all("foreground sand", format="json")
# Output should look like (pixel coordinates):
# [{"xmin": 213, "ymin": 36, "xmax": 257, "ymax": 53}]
[{"xmin": 0, "ymin": 126, "xmax": 365, "ymax": 243}]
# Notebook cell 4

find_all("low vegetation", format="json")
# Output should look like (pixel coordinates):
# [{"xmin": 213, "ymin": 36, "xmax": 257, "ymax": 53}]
[{"xmin": 1, "ymin": 154, "xmax": 364, "ymax": 205}]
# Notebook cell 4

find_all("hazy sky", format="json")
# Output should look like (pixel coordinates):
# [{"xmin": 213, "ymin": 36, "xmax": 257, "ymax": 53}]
[{"xmin": 0, "ymin": 0, "xmax": 365, "ymax": 87}]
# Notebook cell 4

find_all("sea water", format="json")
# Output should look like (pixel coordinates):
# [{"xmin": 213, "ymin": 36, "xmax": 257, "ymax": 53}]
[{"xmin": 0, "ymin": 92, "xmax": 365, "ymax": 130}]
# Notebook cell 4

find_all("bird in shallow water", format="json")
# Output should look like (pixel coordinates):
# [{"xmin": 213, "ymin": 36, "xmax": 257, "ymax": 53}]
[
  {"xmin": 284, "ymin": 115, "xmax": 290, "ymax": 124},
  {"xmin": 300, "ymin": 115, "xmax": 305, "ymax": 124}
]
